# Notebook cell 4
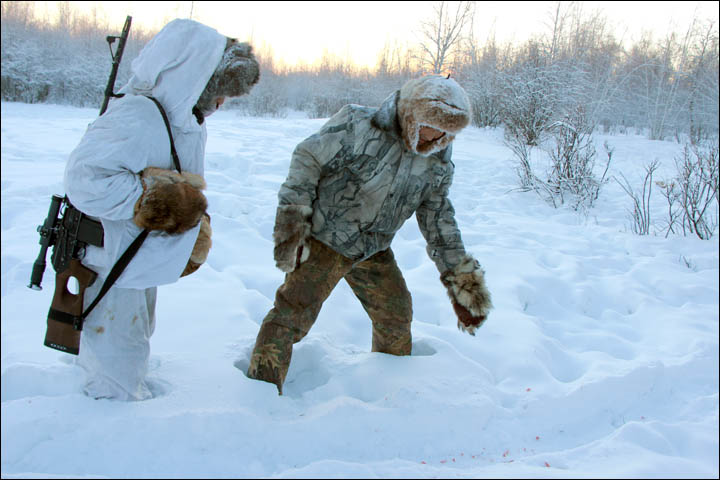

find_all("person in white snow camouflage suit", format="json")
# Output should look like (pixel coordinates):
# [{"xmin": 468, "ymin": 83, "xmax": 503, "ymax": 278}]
[
  {"xmin": 64, "ymin": 19, "xmax": 259, "ymax": 400},
  {"xmin": 247, "ymin": 75, "xmax": 493, "ymax": 394}
]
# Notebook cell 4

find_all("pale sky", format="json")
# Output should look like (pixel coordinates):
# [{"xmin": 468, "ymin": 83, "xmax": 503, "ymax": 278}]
[{"xmin": 34, "ymin": 1, "xmax": 720, "ymax": 69}]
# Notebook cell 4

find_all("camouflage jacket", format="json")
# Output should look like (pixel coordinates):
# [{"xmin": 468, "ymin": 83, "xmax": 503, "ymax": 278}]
[{"xmin": 277, "ymin": 91, "xmax": 468, "ymax": 274}]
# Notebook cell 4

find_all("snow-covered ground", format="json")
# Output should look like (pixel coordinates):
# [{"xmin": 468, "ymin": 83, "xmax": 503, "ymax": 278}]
[{"xmin": 1, "ymin": 101, "xmax": 718, "ymax": 478}]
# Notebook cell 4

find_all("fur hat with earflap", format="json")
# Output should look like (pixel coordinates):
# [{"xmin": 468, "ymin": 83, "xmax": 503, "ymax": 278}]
[
  {"xmin": 397, "ymin": 75, "xmax": 471, "ymax": 156},
  {"xmin": 194, "ymin": 38, "xmax": 260, "ymax": 120}
]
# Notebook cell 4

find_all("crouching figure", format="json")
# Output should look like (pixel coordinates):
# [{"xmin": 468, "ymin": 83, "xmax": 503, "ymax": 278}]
[{"xmin": 247, "ymin": 75, "xmax": 493, "ymax": 395}]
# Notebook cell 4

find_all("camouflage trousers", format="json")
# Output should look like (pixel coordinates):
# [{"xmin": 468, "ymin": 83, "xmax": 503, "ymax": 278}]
[{"xmin": 247, "ymin": 237, "xmax": 412, "ymax": 394}]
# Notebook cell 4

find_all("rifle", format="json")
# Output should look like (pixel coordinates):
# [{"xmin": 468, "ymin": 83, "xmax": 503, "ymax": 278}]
[
  {"xmin": 29, "ymin": 16, "xmax": 132, "ymax": 354},
  {"xmin": 100, "ymin": 15, "xmax": 132, "ymax": 116},
  {"xmin": 29, "ymin": 195, "xmax": 103, "ymax": 354}
]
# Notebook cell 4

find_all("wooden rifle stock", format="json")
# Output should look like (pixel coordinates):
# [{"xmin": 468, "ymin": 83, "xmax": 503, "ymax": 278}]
[{"xmin": 44, "ymin": 259, "xmax": 97, "ymax": 355}]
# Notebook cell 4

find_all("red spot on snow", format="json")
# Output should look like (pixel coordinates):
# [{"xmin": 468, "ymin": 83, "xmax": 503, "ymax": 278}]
[
  {"xmin": 440, "ymin": 460, "xmax": 447, "ymax": 464},
  {"xmin": 421, "ymin": 461, "xmax": 426, "ymax": 464},
  {"xmin": 502, "ymin": 450, "xmax": 510, "ymax": 457},
  {"xmin": 545, "ymin": 462, "xmax": 551, "ymax": 467},
  {"xmin": 536, "ymin": 436, "xmax": 540, "ymax": 440},
  {"xmin": 526, "ymin": 387, "xmax": 532, "ymax": 392}
]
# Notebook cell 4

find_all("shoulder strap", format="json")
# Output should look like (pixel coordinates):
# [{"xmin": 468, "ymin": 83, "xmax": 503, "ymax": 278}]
[
  {"xmin": 80, "ymin": 96, "xmax": 184, "ymax": 320},
  {"xmin": 145, "ymin": 95, "xmax": 182, "ymax": 173}
]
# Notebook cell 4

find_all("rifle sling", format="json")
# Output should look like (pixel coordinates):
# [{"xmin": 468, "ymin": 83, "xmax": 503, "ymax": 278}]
[
  {"xmin": 81, "ymin": 228, "xmax": 149, "ymax": 320},
  {"xmin": 80, "ymin": 96, "xmax": 183, "ymax": 321},
  {"xmin": 145, "ymin": 96, "xmax": 182, "ymax": 173}
]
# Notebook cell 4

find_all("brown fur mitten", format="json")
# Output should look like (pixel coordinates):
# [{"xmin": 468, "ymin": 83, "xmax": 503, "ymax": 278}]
[
  {"xmin": 440, "ymin": 255, "xmax": 493, "ymax": 335},
  {"xmin": 134, "ymin": 167, "xmax": 207, "ymax": 234},
  {"xmin": 273, "ymin": 205, "xmax": 312, "ymax": 273},
  {"xmin": 181, "ymin": 213, "xmax": 212, "ymax": 277}
]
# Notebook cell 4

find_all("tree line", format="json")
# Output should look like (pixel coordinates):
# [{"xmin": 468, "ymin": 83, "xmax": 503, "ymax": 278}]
[{"xmin": 2, "ymin": 1, "xmax": 718, "ymax": 144}]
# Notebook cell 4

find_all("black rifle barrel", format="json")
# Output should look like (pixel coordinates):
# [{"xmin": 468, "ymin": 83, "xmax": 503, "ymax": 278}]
[{"xmin": 99, "ymin": 15, "xmax": 132, "ymax": 116}]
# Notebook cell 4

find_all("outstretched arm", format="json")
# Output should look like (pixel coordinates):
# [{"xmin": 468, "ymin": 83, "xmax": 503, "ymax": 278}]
[{"xmin": 416, "ymin": 150, "xmax": 492, "ymax": 334}]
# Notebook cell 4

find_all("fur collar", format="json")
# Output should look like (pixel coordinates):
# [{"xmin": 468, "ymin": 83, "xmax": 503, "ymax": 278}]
[{"xmin": 371, "ymin": 91, "xmax": 402, "ymax": 138}]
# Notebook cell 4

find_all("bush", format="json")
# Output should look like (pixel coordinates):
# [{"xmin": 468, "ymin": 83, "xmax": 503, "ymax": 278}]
[
  {"xmin": 544, "ymin": 108, "xmax": 611, "ymax": 211},
  {"xmin": 658, "ymin": 140, "xmax": 719, "ymax": 239},
  {"xmin": 615, "ymin": 159, "xmax": 659, "ymax": 236},
  {"xmin": 618, "ymin": 138, "xmax": 718, "ymax": 240},
  {"xmin": 509, "ymin": 106, "xmax": 612, "ymax": 212}
]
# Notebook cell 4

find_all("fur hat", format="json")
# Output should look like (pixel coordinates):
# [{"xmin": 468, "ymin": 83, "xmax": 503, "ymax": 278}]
[
  {"xmin": 195, "ymin": 38, "xmax": 260, "ymax": 117},
  {"xmin": 397, "ymin": 75, "xmax": 471, "ymax": 156}
]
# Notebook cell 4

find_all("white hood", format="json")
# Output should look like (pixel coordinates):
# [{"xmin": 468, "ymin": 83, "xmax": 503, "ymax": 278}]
[{"xmin": 119, "ymin": 18, "xmax": 226, "ymax": 131}]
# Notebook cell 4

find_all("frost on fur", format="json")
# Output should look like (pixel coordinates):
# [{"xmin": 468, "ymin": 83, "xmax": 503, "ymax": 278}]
[
  {"xmin": 397, "ymin": 75, "xmax": 471, "ymax": 156},
  {"xmin": 134, "ymin": 167, "xmax": 207, "ymax": 234},
  {"xmin": 273, "ymin": 205, "xmax": 313, "ymax": 273},
  {"xmin": 142, "ymin": 167, "xmax": 206, "ymax": 191},
  {"xmin": 441, "ymin": 255, "xmax": 493, "ymax": 334}
]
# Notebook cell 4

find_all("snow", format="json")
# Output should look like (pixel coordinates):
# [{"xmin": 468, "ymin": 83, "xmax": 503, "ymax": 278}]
[{"xmin": 1, "ymin": 100, "xmax": 718, "ymax": 479}]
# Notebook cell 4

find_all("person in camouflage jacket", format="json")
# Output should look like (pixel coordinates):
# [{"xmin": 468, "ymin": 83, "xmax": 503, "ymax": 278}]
[{"xmin": 247, "ymin": 75, "xmax": 492, "ymax": 394}]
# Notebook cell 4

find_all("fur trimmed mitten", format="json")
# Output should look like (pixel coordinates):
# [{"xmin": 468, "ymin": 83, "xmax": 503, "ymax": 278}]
[
  {"xmin": 273, "ymin": 205, "xmax": 313, "ymax": 273},
  {"xmin": 133, "ymin": 167, "xmax": 207, "ymax": 234},
  {"xmin": 440, "ymin": 255, "xmax": 493, "ymax": 335},
  {"xmin": 181, "ymin": 213, "xmax": 212, "ymax": 277}
]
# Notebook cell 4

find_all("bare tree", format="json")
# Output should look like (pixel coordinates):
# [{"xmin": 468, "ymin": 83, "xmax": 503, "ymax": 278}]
[
  {"xmin": 545, "ymin": 1, "xmax": 571, "ymax": 62},
  {"xmin": 416, "ymin": 1, "xmax": 475, "ymax": 74},
  {"xmin": 686, "ymin": 20, "xmax": 719, "ymax": 144},
  {"xmin": 0, "ymin": 1, "xmax": 36, "ymax": 29}
]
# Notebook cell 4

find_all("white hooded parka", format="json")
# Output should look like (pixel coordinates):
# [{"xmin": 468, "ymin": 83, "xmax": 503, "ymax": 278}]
[
  {"xmin": 62, "ymin": 19, "xmax": 230, "ymax": 400},
  {"xmin": 64, "ymin": 19, "xmax": 227, "ymax": 288}
]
